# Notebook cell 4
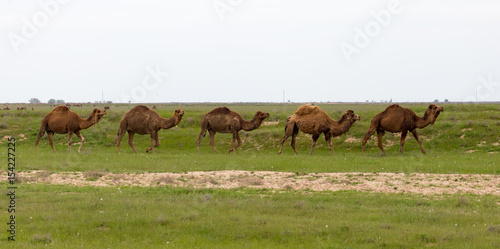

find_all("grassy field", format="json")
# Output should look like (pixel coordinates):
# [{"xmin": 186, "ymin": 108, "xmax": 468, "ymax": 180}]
[
  {"xmin": 1, "ymin": 102, "xmax": 499, "ymax": 247},
  {"xmin": 3, "ymin": 183, "xmax": 500, "ymax": 248}
]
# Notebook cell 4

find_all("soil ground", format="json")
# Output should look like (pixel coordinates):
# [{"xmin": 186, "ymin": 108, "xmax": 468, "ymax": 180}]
[{"xmin": 4, "ymin": 170, "xmax": 499, "ymax": 196}]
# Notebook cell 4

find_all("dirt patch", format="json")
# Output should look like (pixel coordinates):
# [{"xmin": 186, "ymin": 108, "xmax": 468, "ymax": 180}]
[
  {"xmin": 262, "ymin": 121, "xmax": 279, "ymax": 126},
  {"xmin": 3, "ymin": 170, "xmax": 499, "ymax": 196}
]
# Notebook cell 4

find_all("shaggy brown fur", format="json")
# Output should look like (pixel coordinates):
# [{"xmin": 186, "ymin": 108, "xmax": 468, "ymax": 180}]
[
  {"xmin": 35, "ymin": 106, "xmax": 106, "ymax": 152},
  {"xmin": 278, "ymin": 105, "xmax": 360, "ymax": 155},
  {"xmin": 116, "ymin": 105, "xmax": 184, "ymax": 153},
  {"xmin": 196, "ymin": 107, "xmax": 270, "ymax": 153},
  {"xmin": 362, "ymin": 104, "xmax": 444, "ymax": 154}
]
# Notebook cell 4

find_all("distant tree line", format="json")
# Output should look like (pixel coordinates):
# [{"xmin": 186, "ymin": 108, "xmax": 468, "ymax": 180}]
[{"xmin": 47, "ymin": 99, "xmax": 65, "ymax": 104}]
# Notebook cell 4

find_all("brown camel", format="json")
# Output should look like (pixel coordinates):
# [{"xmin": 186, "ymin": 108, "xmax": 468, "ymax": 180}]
[
  {"xmin": 278, "ymin": 105, "xmax": 360, "ymax": 155},
  {"xmin": 35, "ymin": 106, "xmax": 106, "ymax": 152},
  {"xmin": 196, "ymin": 107, "xmax": 270, "ymax": 153},
  {"xmin": 361, "ymin": 104, "xmax": 444, "ymax": 154},
  {"xmin": 116, "ymin": 105, "xmax": 184, "ymax": 153}
]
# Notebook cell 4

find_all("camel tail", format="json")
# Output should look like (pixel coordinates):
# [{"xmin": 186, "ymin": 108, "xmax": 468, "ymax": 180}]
[{"xmin": 37, "ymin": 119, "xmax": 48, "ymax": 137}]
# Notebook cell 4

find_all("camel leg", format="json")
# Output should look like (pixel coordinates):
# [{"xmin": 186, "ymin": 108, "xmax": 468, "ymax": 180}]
[
  {"xmin": 278, "ymin": 122, "xmax": 295, "ymax": 154},
  {"xmin": 229, "ymin": 131, "xmax": 241, "ymax": 154},
  {"xmin": 411, "ymin": 129, "xmax": 426, "ymax": 154},
  {"xmin": 376, "ymin": 130, "xmax": 385, "ymax": 155},
  {"xmin": 116, "ymin": 129, "xmax": 127, "ymax": 154},
  {"xmin": 75, "ymin": 131, "xmax": 85, "ymax": 153},
  {"xmin": 278, "ymin": 133, "xmax": 289, "ymax": 154},
  {"xmin": 47, "ymin": 132, "xmax": 56, "ymax": 151},
  {"xmin": 128, "ymin": 131, "xmax": 138, "ymax": 153},
  {"xmin": 67, "ymin": 131, "xmax": 73, "ymax": 152},
  {"xmin": 309, "ymin": 132, "xmax": 321, "ymax": 155},
  {"xmin": 147, "ymin": 131, "xmax": 156, "ymax": 153},
  {"xmin": 208, "ymin": 130, "xmax": 218, "ymax": 153},
  {"xmin": 196, "ymin": 120, "xmax": 208, "ymax": 153},
  {"xmin": 196, "ymin": 130, "xmax": 204, "ymax": 153},
  {"xmin": 325, "ymin": 132, "xmax": 335, "ymax": 154},
  {"xmin": 291, "ymin": 127, "xmax": 299, "ymax": 155},
  {"xmin": 362, "ymin": 129, "xmax": 376, "ymax": 153},
  {"xmin": 399, "ymin": 130, "xmax": 408, "ymax": 154}
]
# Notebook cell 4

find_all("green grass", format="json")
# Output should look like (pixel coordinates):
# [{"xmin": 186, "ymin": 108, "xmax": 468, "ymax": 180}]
[
  {"xmin": 1, "ymin": 102, "xmax": 498, "ymax": 174},
  {"xmin": 11, "ymin": 146, "xmax": 499, "ymax": 174},
  {"xmin": 1, "ymin": 102, "xmax": 499, "ymax": 247},
  {"xmin": 3, "ymin": 183, "xmax": 499, "ymax": 248}
]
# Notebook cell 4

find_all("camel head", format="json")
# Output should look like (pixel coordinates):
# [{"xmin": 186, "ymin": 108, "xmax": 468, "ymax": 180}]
[
  {"xmin": 254, "ymin": 111, "xmax": 270, "ymax": 121},
  {"xmin": 424, "ymin": 104, "xmax": 444, "ymax": 124},
  {"xmin": 173, "ymin": 109, "xmax": 184, "ymax": 125},
  {"xmin": 339, "ymin": 110, "xmax": 360, "ymax": 124},
  {"xmin": 91, "ymin": 108, "xmax": 107, "ymax": 124}
]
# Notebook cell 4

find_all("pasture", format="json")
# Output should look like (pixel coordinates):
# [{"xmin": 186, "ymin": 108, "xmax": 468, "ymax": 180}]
[{"xmin": 0, "ymin": 102, "xmax": 499, "ymax": 248}]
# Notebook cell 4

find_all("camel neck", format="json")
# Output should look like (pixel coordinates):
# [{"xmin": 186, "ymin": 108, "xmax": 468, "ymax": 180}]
[
  {"xmin": 79, "ymin": 115, "xmax": 97, "ymax": 130},
  {"xmin": 329, "ymin": 116, "xmax": 354, "ymax": 136},
  {"xmin": 241, "ymin": 117, "xmax": 262, "ymax": 131},
  {"xmin": 160, "ymin": 116, "xmax": 179, "ymax": 129},
  {"xmin": 416, "ymin": 116, "xmax": 431, "ymax": 129}
]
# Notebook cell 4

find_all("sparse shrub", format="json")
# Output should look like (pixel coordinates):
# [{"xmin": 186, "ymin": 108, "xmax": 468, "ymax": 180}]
[
  {"xmin": 294, "ymin": 201, "xmax": 306, "ymax": 209},
  {"xmin": 488, "ymin": 225, "xmax": 500, "ymax": 234},
  {"xmin": 84, "ymin": 170, "xmax": 105, "ymax": 181},
  {"xmin": 416, "ymin": 200, "xmax": 430, "ymax": 206},
  {"xmin": 156, "ymin": 176, "xmax": 175, "ymax": 185},
  {"xmin": 201, "ymin": 194, "xmax": 212, "ymax": 202},
  {"xmin": 154, "ymin": 215, "xmax": 172, "ymax": 226},
  {"xmin": 31, "ymin": 234, "xmax": 52, "ymax": 244},
  {"xmin": 417, "ymin": 233, "xmax": 436, "ymax": 243},
  {"xmin": 456, "ymin": 197, "xmax": 469, "ymax": 207}
]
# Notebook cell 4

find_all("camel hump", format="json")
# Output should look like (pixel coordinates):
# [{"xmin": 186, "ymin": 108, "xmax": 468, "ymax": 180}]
[
  {"xmin": 294, "ymin": 105, "xmax": 325, "ymax": 116},
  {"xmin": 130, "ymin": 105, "xmax": 151, "ymax": 112},
  {"xmin": 52, "ymin": 106, "xmax": 70, "ymax": 112},
  {"xmin": 208, "ymin": 107, "xmax": 231, "ymax": 115},
  {"xmin": 385, "ymin": 104, "xmax": 401, "ymax": 111}
]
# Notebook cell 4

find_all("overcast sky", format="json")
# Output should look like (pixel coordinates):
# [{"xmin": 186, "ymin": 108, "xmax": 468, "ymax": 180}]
[{"xmin": 1, "ymin": 0, "xmax": 499, "ymax": 103}]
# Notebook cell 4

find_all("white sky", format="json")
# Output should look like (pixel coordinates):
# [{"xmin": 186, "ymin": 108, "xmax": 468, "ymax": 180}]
[{"xmin": 1, "ymin": 0, "xmax": 499, "ymax": 103}]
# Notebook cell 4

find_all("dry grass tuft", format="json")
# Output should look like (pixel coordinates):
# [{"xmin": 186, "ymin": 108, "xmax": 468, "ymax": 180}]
[
  {"xmin": 156, "ymin": 175, "xmax": 175, "ymax": 185},
  {"xmin": 84, "ymin": 170, "xmax": 105, "ymax": 181},
  {"xmin": 31, "ymin": 234, "xmax": 52, "ymax": 244}
]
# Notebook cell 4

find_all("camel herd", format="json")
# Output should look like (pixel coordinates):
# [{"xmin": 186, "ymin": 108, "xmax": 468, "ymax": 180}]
[{"xmin": 34, "ymin": 104, "xmax": 444, "ymax": 154}]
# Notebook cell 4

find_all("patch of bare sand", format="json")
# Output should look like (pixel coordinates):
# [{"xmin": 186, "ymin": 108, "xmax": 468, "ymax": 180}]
[{"xmin": 2, "ymin": 171, "xmax": 499, "ymax": 196}]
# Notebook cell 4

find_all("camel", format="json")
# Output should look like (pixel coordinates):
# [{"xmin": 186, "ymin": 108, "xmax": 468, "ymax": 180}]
[
  {"xmin": 196, "ymin": 107, "xmax": 270, "ymax": 153},
  {"xmin": 361, "ymin": 104, "xmax": 444, "ymax": 154},
  {"xmin": 116, "ymin": 105, "xmax": 184, "ymax": 153},
  {"xmin": 278, "ymin": 105, "xmax": 360, "ymax": 155},
  {"xmin": 35, "ymin": 106, "xmax": 106, "ymax": 152}
]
